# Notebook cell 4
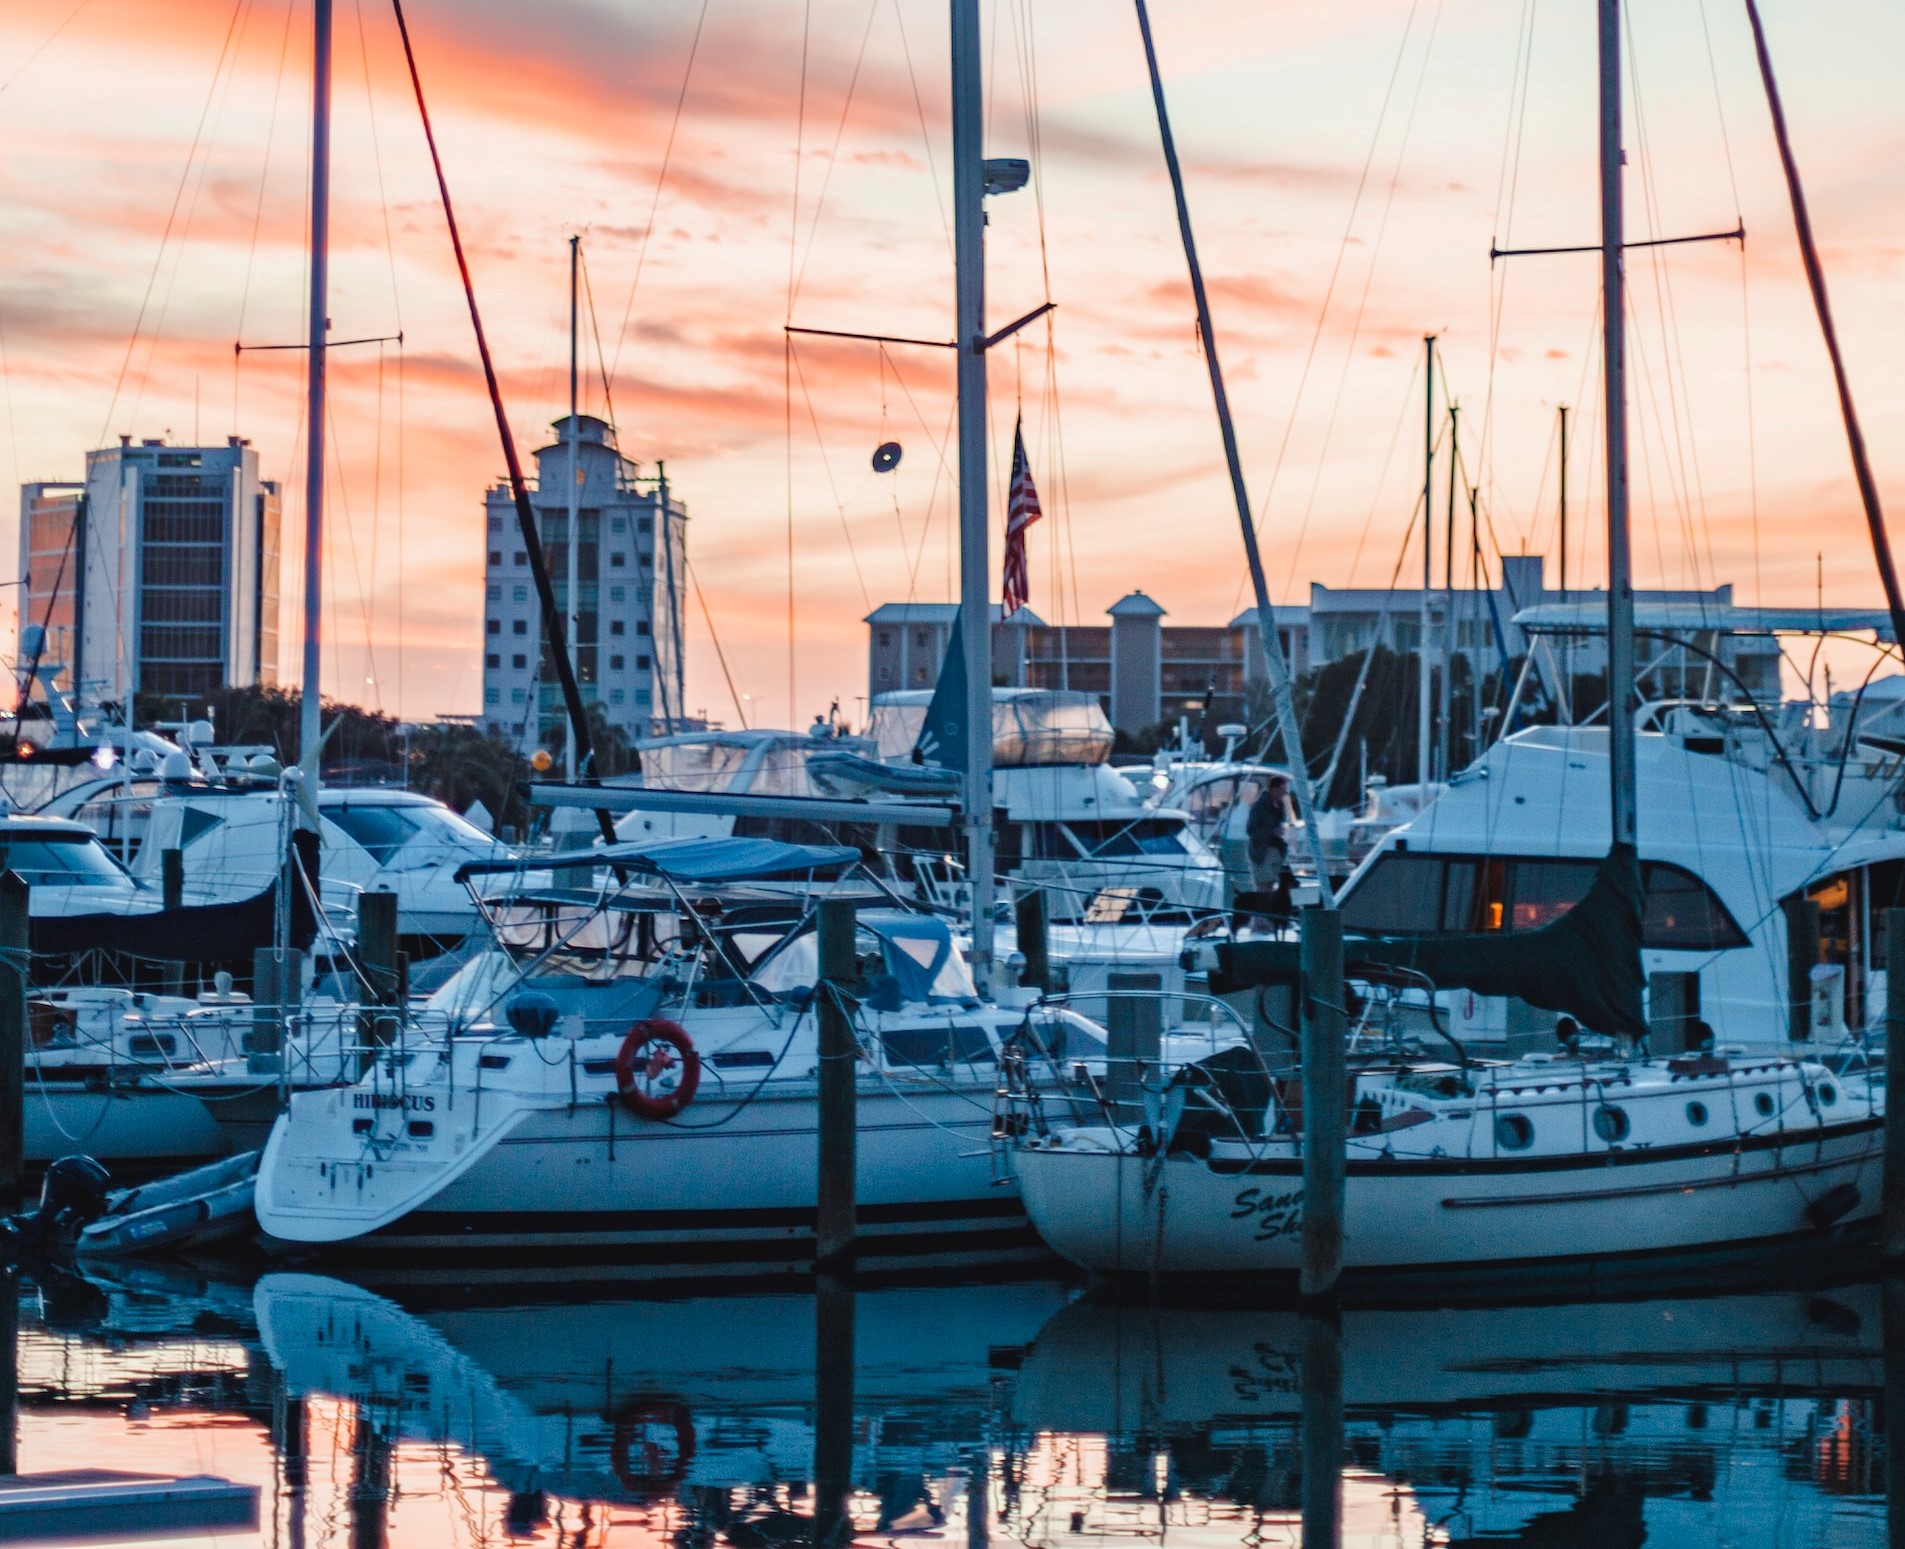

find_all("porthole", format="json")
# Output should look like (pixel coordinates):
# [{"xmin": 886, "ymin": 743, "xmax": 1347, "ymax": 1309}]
[
  {"xmin": 1592, "ymin": 1105, "xmax": 1630, "ymax": 1143},
  {"xmin": 1818, "ymin": 1083, "xmax": 1838, "ymax": 1107},
  {"xmin": 1686, "ymin": 1101, "xmax": 1709, "ymax": 1127},
  {"xmin": 1754, "ymin": 1091, "xmax": 1776, "ymax": 1117},
  {"xmin": 1495, "ymin": 1114, "xmax": 1534, "ymax": 1151}
]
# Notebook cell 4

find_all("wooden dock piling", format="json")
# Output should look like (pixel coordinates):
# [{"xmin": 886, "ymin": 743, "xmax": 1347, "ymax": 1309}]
[
  {"xmin": 1883, "ymin": 910, "xmax": 1905, "ymax": 1263},
  {"xmin": 0, "ymin": 873, "xmax": 27, "ymax": 1205},
  {"xmin": 1299, "ymin": 905, "xmax": 1346, "ymax": 1300},
  {"xmin": 815, "ymin": 897, "xmax": 858, "ymax": 1268}
]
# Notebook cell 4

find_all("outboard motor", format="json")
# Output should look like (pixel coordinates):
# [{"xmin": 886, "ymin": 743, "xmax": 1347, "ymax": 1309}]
[{"xmin": 0, "ymin": 1154, "xmax": 111, "ymax": 1259}]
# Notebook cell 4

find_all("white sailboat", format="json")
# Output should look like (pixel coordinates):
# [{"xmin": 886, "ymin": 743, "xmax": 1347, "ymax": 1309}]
[{"xmin": 1003, "ymin": 0, "xmax": 1890, "ymax": 1287}]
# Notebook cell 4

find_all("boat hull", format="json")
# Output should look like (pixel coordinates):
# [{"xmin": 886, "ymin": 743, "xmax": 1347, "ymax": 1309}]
[
  {"xmin": 260, "ymin": 1080, "xmax": 1042, "ymax": 1270},
  {"xmin": 1012, "ymin": 1116, "xmax": 1884, "ymax": 1287},
  {"xmin": 24, "ymin": 1081, "xmax": 229, "ymax": 1176}
]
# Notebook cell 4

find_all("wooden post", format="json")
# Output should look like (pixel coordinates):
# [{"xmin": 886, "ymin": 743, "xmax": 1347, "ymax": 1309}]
[
  {"xmin": 1786, "ymin": 895, "xmax": 1821, "ymax": 1041},
  {"xmin": 0, "ymin": 1269, "xmax": 15, "ymax": 1477},
  {"xmin": 1884, "ymin": 910, "xmax": 1905, "ymax": 1263},
  {"xmin": 1299, "ymin": 905, "xmax": 1346, "ymax": 1299},
  {"xmin": 816, "ymin": 897, "xmax": 858, "ymax": 1267},
  {"xmin": 356, "ymin": 891, "xmax": 400, "ymax": 1071},
  {"xmin": 1884, "ymin": 1275, "xmax": 1905, "ymax": 1549},
  {"xmin": 812, "ymin": 1265, "xmax": 856, "ymax": 1547},
  {"xmin": 0, "ymin": 873, "xmax": 28, "ymax": 1206},
  {"xmin": 1105, "ymin": 970, "xmax": 1163, "ymax": 1124},
  {"xmin": 251, "ymin": 946, "xmax": 303, "ymax": 1070},
  {"xmin": 1647, "ymin": 970, "xmax": 1700, "ymax": 1056},
  {"xmin": 1298, "ymin": 1311, "xmax": 1343, "ymax": 1549},
  {"xmin": 966, "ymin": 1449, "xmax": 988, "ymax": 1549},
  {"xmin": 1013, "ymin": 888, "xmax": 1050, "ymax": 994},
  {"xmin": 349, "ymin": 1401, "xmax": 391, "ymax": 1549},
  {"xmin": 161, "ymin": 847, "xmax": 184, "ymax": 993}
]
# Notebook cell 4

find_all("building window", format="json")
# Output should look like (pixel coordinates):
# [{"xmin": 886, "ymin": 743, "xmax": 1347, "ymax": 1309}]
[
  {"xmin": 485, "ymin": 653, "xmax": 500, "ymax": 668},
  {"xmin": 484, "ymin": 688, "xmax": 499, "ymax": 705},
  {"xmin": 916, "ymin": 630, "xmax": 927, "ymax": 647},
  {"xmin": 878, "ymin": 630, "xmax": 892, "ymax": 647},
  {"xmin": 636, "ymin": 655, "xmax": 650, "ymax": 669},
  {"xmin": 512, "ymin": 585, "xmax": 527, "ymax": 602},
  {"xmin": 638, "ymin": 515, "xmax": 652, "ymax": 536},
  {"xmin": 610, "ymin": 586, "xmax": 625, "ymax": 603},
  {"xmin": 487, "ymin": 620, "xmax": 500, "ymax": 635},
  {"xmin": 487, "ymin": 550, "xmax": 501, "ymax": 566},
  {"xmin": 486, "ymin": 584, "xmax": 500, "ymax": 601},
  {"xmin": 610, "ymin": 654, "xmax": 625, "ymax": 671},
  {"xmin": 513, "ymin": 551, "xmax": 526, "ymax": 565},
  {"xmin": 487, "ymin": 515, "xmax": 501, "ymax": 532},
  {"xmin": 636, "ymin": 688, "xmax": 651, "ymax": 706},
  {"xmin": 636, "ymin": 621, "xmax": 650, "ymax": 636},
  {"xmin": 610, "ymin": 689, "xmax": 625, "ymax": 705},
  {"xmin": 610, "ymin": 552, "xmax": 627, "ymax": 568},
  {"xmin": 611, "ymin": 517, "xmax": 627, "ymax": 535},
  {"xmin": 510, "ymin": 687, "xmax": 526, "ymax": 704},
  {"xmin": 512, "ymin": 619, "xmax": 527, "ymax": 636},
  {"xmin": 511, "ymin": 653, "xmax": 527, "ymax": 669},
  {"xmin": 610, "ymin": 620, "xmax": 625, "ymax": 636}
]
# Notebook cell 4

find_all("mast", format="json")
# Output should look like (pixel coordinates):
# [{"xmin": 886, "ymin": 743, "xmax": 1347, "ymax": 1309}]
[
  {"xmin": 1133, "ymin": 0, "xmax": 1333, "ymax": 893},
  {"xmin": 951, "ymin": 0, "xmax": 995, "ymax": 974},
  {"xmin": 1417, "ymin": 335, "xmax": 1435, "ymax": 791},
  {"xmin": 297, "ymin": 0, "xmax": 333, "ymax": 812},
  {"xmin": 565, "ymin": 235, "xmax": 582, "ymax": 776},
  {"xmin": 1557, "ymin": 402, "xmax": 1571, "ymax": 718},
  {"xmin": 1441, "ymin": 402, "xmax": 1459, "ymax": 779},
  {"xmin": 1598, "ymin": 0, "xmax": 1637, "ymax": 851}
]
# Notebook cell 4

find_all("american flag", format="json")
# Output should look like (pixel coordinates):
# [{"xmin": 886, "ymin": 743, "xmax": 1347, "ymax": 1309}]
[{"xmin": 1001, "ymin": 417, "xmax": 1043, "ymax": 618}]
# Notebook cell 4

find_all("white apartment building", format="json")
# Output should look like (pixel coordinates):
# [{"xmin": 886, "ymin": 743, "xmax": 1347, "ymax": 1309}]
[{"xmin": 482, "ymin": 415, "xmax": 687, "ymax": 756}]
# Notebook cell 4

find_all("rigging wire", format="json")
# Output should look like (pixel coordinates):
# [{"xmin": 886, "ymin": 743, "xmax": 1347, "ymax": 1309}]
[
  {"xmin": 607, "ymin": 0, "xmax": 712, "ymax": 390},
  {"xmin": 784, "ymin": 0, "xmax": 812, "ymax": 727},
  {"xmin": 687, "ymin": 558, "xmax": 749, "ymax": 728},
  {"xmin": 0, "ymin": 0, "xmax": 96, "ymax": 94},
  {"xmin": 233, "ymin": 0, "xmax": 299, "ymax": 436}
]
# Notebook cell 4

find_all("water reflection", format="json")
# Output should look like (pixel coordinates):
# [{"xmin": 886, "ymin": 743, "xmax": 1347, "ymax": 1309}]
[{"xmin": 1, "ymin": 1261, "xmax": 1891, "ymax": 1547}]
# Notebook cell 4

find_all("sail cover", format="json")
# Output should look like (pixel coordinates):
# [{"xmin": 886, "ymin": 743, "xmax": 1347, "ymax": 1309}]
[{"xmin": 1210, "ymin": 842, "xmax": 1647, "ymax": 1036}]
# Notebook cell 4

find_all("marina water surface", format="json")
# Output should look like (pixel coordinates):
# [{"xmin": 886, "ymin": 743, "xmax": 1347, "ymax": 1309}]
[{"xmin": 2, "ymin": 1263, "xmax": 1892, "ymax": 1547}]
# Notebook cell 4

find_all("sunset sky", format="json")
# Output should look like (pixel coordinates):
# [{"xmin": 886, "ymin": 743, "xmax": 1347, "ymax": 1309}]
[{"xmin": 2, "ymin": 0, "xmax": 1902, "ymax": 729}]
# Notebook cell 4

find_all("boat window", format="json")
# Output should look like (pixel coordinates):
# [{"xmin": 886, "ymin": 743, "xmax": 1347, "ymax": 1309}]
[
  {"xmin": 1592, "ymin": 1104, "xmax": 1629, "ymax": 1143},
  {"xmin": 1063, "ymin": 818, "xmax": 1191, "ymax": 859},
  {"xmin": 1686, "ymin": 1100, "xmax": 1709, "ymax": 1126},
  {"xmin": 1495, "ymin": 1113, "xmax": 1533, "ymax": 1151},
  {"xmin": 327, "ymin": 804, "xmax": 423, "ymax": 864},
  {"xmin": 1339, "ymin": 854, "xmax": 1448, "ymax": 934},
  {"xmin": 1753, "ymin": 1091, "xmax": 1775, "ymax": 1117},
  {"xmin": 1818, "ymin": 1082, "xmax": 1838, "ymax": 1107},
  {"xmin": 1642, "ymin": 863, "xmax": 1747, "ymax": 949},
  {"xmin": 1340, "ymin": 851, "xmax": 1744, "ymax": 947},
  {"xmin": 177, "ymin": 806, "xmax": 224, "ymax": 847},
  {"xmin": 5, "ymin": 836, "xmax": 132, "ymax": 888}
]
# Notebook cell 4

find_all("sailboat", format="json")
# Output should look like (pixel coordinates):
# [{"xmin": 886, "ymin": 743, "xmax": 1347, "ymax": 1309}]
[{"xmin": 1001, "ymin": 0, "xmax": 1888, "ymax": 1286}]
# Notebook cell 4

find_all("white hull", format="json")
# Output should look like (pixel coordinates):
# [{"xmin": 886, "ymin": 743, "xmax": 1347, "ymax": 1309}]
[
  {"xmin": 1013, "ymin": 1116, "xmax": 1882, "ymax": 1282},
  {"xmin": 24, "ymin": 1081, "xmax": 229, "ymax": 1172},
  {"xmin": 259, "ymin": 1074, "xmax": 1032, "ymax": 1265}
]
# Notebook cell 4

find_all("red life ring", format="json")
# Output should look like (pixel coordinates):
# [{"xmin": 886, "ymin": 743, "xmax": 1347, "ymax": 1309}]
[
  {"xmin": 615, "ymin": 1019, "xmax": 701, "ymax": 1119},
  {"xmin": 609, "ymin": 1399, "xmax": 695, "ymax": 1496}
]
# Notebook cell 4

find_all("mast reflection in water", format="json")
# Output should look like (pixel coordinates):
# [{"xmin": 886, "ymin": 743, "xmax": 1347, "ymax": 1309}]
[{"xmin": 1, "ymin": 1263, "xmax": 1891, "ymax": 1547}]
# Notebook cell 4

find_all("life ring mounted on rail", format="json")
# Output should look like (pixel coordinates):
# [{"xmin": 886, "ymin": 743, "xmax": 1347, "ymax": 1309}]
[{"xmin": 615, "ymin": 1019, "xmax": 701, "ymax": 1119}]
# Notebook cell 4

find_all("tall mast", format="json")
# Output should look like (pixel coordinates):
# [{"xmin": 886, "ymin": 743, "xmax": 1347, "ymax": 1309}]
[
  {"xmin": 1417, "ymin": 335, "xmax": 1435, "ymax": 791},
  {"xmin": 951, "ymin": 0, "xmax": 995, "ymax": 974},
  {"xmin": 1556, "ymin": 403, "xmax": 1569, "ymax": 599},
  {"xmin": 297, "ymin": 0, "xmax": 333, "ymax": 811},
  {"xmin": 1598, "ymin": 0, "xmax": 1637, "ymax": 850},
  {"xmin": 1441, "ymin": 402, "xmax": 1459, "ymax": 779},
  {"xmin": 1133, "ymin": 0, "xmax": 1332, "ymax": 892},
  {"xmin": 565, "ymin": 235, "xmax": 582, "ymax": 776}
]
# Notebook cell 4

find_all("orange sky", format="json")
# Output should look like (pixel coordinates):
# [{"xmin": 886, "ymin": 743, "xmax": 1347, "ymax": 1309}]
[{"xmin": 3, "ymin": 0, "xmax": 1903, "ymax": 728}]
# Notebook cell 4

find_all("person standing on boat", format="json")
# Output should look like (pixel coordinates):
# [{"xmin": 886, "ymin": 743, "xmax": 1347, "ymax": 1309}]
[{"xmin": 1246, "ymin": 774, "xmax": 1292, "ymax": 893}]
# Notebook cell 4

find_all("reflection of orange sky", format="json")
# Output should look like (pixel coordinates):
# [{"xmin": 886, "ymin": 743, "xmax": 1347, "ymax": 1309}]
[{"xmin": 4, "ymin": 0, "xmax": 1905, "ymax": 725}]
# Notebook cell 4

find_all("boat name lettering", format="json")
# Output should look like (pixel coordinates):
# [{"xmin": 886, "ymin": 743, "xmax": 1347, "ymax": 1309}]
[
  {"xmin": 1231, "ymin": 1185, "xmax": 1304, "ymax": 1241},
  {"xmin": 351, "ymin": 1093, "xmax": 436, "ymax": 1112},
  {"xmin": 1229, "ymin": 1341, "xmax": 1300, "ymax": 1401}
]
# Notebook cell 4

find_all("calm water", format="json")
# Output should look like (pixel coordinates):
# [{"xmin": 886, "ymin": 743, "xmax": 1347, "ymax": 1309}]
[{"xmin": 4, "ymin": 1261, "xmax": 1891, "ymax": 1548}]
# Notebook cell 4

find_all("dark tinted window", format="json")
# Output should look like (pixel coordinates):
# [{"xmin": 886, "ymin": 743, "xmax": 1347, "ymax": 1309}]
[
  {"xmin": 1063, "ymin": 818, "xmax": 1189, "ymax": 858},
  {"xmin": 1342, "ymin": 852, "xmax": 1743, "ymax": 949},
  {"xmin": 1641, "ymin": 862, "xmax": 1746, "ymax": 949}
]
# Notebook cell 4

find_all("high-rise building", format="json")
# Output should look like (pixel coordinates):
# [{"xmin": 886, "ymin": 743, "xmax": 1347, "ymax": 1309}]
[
  {"xmin": 17, "ymin": 435, "xmax": 280, "ymax": 705},
  {"xmin": 481, "ymin": 415, "xmax": 687, "ymax": 755}
]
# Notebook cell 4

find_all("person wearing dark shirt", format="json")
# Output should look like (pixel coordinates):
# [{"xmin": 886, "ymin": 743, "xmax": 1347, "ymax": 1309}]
[{"xmin": 1246, "ymin": 775, "xmax": 1292, "ymax": 892}]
